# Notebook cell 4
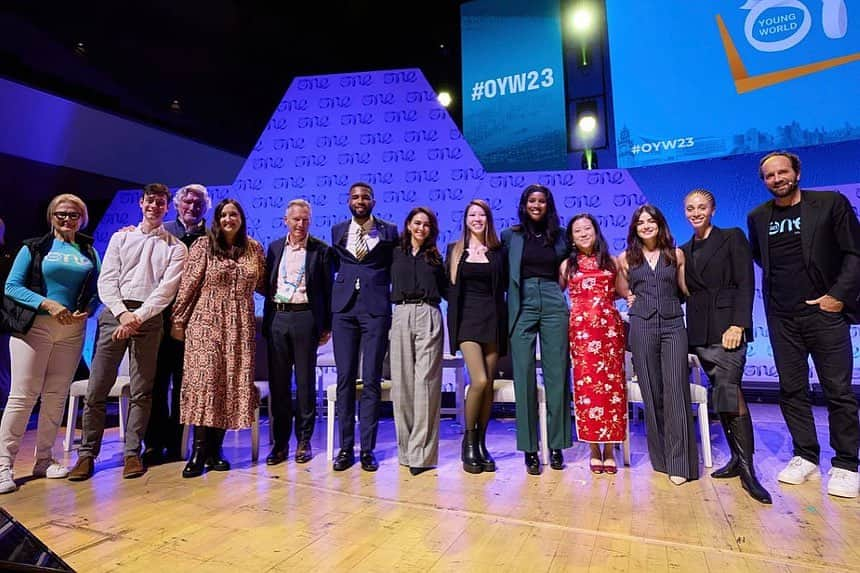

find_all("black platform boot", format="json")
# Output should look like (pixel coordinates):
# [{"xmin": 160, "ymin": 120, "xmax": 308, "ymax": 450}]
[
  {"xmin": 711, "ymin": 414, "xmax": 740, "ymax": 479},
  {"xmin": 182, "ymin": 426, "xmax": 207, "ymax": 478},
  {"xmin": 461, "ymin": 430, "xmax": 483, "ymax": 474},
  {"xmin": 477, "ymin": 421, "xmax": 496, "ymax": 472},
  {"xmin": 205, "ymin": 427, "xmax": 231, "ymax": 471},
  {"xmin": 728, "ymin": 414, "xmax": 772, "ymax": 504}
]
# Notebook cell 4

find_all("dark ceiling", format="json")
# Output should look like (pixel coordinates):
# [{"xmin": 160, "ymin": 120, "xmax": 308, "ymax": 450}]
[{"xmin": 0, "ymin": 1, "xmax": 466, "ymax": 156}]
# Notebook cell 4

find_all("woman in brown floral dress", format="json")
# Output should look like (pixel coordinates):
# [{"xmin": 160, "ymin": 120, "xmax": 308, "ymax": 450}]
[{"xmin": 171, "ymin": 198, "xmax": 265, "ymax": 478}]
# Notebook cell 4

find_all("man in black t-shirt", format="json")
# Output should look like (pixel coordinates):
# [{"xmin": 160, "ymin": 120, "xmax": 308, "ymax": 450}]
[{"xmin": 747, "ymin": 151, "xmax": 860, "ymax": 499}]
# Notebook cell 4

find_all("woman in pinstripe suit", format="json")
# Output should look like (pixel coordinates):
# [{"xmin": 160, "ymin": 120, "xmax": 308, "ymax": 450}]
[{"xmin": 617, "ymin": 205, "xmax": 699, "ymax": 485}]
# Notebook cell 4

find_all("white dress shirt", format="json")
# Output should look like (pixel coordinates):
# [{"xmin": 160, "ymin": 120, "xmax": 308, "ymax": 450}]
[
  {"xmin": 347, "ymin": 217, "xmax": 380, "ymax": 258},
  {"xmin": 97, "ymin": 224, "xmax": 188, "ymax": 323}
]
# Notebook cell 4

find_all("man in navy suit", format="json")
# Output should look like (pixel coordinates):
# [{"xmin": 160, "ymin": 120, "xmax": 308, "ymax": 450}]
[
  {"xmin": 263, "ymin": 199, "xmax": 333, "ymax": 466},
  {"xmin": 330, "ymin": 183, "xmax": 398, "ymax": 471}
]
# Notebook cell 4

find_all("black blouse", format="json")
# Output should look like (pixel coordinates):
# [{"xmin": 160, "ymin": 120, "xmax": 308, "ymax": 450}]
[{"xmin": 390, "ymin": 246, "xmax": 446, "ymax": 304}]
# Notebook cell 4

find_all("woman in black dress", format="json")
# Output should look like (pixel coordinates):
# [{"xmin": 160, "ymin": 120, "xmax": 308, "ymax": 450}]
[
  {"xmin": 681, "ymin": 189, "xmax": 771, "ymax": 503},
  {"xmin": 446, "ymin": 199, "xmax": 507, "ymax": 474}
]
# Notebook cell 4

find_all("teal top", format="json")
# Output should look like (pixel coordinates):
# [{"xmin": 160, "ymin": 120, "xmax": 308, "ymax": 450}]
[{"xmin": 5, "ymin": 239, "xmax": 100, "ymax": 312}]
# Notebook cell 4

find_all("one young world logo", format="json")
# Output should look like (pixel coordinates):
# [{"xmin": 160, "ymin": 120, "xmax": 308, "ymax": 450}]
[{"xmin": 741, "ymin": 0, "xmax": 847, "ymax": 52}]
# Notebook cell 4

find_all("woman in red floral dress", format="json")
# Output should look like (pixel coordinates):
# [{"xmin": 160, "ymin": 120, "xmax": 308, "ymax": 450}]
[{"xmin": 560, "ymin": 213, "xmax": 626, "ymax": 475}]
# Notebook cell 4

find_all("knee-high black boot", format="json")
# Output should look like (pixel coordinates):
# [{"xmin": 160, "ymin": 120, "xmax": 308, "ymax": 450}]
[
  {"xmin": 727, "ymin": 414, "xmax": 772, "ymax": 504},
  {"xmin": 461, "ymin": 430, "xmax": 483, "ymax": 474},
  {"xmin": 182, "ymin": 426, "xmax": 207, "ymax": 478},
  {"xmin": 205, "ymin": 427, "xmax": 231, "ymax": 471},
  {"xmin": 712, "ymin": 414, "xmax": 740, "ymax": 478},
  {"xmin": 477, "ymin": 421, "xmax": 496, "ymax": 472}
]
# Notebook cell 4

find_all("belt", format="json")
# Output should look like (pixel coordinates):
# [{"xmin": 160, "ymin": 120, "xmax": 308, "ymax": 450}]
[
  {"xmin": 394, "ymin": 299, "xmax": 438, "ymax": 306},
  {"xmin": 273, "ymin": 302, "xmax": 311, "ymax": 312},
  {"xmin": 122, "ymin": 300, "xmax": 143, "ymax": 310}
]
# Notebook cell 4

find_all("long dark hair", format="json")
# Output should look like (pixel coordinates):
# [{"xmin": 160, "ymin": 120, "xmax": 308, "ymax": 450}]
[
  {"xmin": 626, "ymin": 204, "xmax": 677, "ymax": 267},
  {"xmin": 400, "ymin": 206, "xmax": 442, "ymax": 265},
  {"xmin": 512, "ymin": 184, "xmax": 560, "ymax": 245},
  {"xmin": 448, "ymin": 199, "xmax": 501, "ymax": 282},
  {"xmin": 565, "ymin": 213, "xmax": 615, "ymax": 278},
  {"xmin": 208, "ymin": 198, "xmax": 249, "ymax": 260}
]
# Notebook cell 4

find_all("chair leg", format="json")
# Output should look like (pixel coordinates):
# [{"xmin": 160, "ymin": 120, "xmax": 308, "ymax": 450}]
[
  {"xmin": 119, "ymin": 394, "xmax": 129, "ymax": 443},
  {"xmin": 64, "ymin": 395, "xmax": 79, "ymax": 452},
  {"xmin": 326, "ymin": 393, "xmax": 335, "ymax": 461},
  {"xmin": 623, "ymin": 411, "xmax": 632, "ymax": 466},
  {"xmin": 266, "ymin": 394, "xmax": 274, "ymax": 445},
  {"xmin": 538, "ymin": 395, "xmax": 549, "ymax": 465},
  {"xmin": 251, "ymin": 406, "xmax": 260, "ymax": 462},
  {"xmin": 698, "ymin": 402, "xmax": 712, "ymax": 468},
  {"xmin": 180, "ymin": 425, "xmax": 191, "ymax": 459}
]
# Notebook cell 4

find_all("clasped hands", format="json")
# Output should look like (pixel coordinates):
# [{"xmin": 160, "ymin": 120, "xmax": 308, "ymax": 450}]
[
  {"xmin": 41, "ymin": 299, "xmax": 87, "ymax": 326},
  {"xmin": 113, "ymin": 311, "xmax": 142, "ymax": 341}
]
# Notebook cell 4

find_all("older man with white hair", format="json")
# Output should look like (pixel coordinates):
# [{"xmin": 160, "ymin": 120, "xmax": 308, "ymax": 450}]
[{"xmin": 143, "ymin": 183, "xmax": 211, "ymax": 465}]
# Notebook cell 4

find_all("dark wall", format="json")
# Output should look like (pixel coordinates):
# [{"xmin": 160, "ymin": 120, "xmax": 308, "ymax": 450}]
[{"xmin": 0, "ymin": 151, "xmax": 139, "ymax": 249}]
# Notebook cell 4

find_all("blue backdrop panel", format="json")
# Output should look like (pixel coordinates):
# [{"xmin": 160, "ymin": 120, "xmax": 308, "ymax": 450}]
[
  {"xmin": 461, "ymin": 0, "xmax": 568, "ymax": 172},
  {"xmin": 607, "ymin": 1, "xmax": 860, "ymax": 168}
]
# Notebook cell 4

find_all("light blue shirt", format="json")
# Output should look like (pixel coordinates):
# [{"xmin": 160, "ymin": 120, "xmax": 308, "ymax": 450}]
[{"xmin": 5, "ymin": 239, "xmax": 98, "ymax": 312}]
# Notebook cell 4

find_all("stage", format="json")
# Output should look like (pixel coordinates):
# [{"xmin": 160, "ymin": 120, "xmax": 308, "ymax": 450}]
[{"xmin": 1, "ymin": 403, "xmax": 857, "ymax": 572}]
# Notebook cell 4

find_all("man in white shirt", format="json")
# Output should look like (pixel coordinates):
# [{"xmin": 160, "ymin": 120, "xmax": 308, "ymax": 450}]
[{"xmin": 68, "ymin": 183, "xmax": 187, "ymax": 481}]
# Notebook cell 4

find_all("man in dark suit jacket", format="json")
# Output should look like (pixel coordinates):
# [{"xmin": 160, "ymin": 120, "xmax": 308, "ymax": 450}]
[
  {"xmin": 747, "ymin": 151, "xmax": 860, "ymax": 499},
  {"xmin": 329, "ymin": 182, "xmax": 398, "ymax": 471},
  {"xmin": 263, "ymin": 198, "xmax": 333, "ymax": 465}
]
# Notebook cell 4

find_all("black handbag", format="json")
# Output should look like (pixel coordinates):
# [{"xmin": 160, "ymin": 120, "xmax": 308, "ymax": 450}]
[{"xmin": 0, "ymin": 294, "xmax": 37, "ymax": 335}]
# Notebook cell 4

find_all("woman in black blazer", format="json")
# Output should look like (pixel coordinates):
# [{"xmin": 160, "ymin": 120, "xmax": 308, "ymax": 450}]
[
  {"xmin": 446, "ymin": 199, "xmax": 507, "ymax": 474},
  {"xmin": 681, "ymin": 189, "xmax": 771, "ymax": 504}
]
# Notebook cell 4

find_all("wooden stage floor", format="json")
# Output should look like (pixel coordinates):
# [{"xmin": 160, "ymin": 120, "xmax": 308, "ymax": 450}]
[{"xmin": 0, "ymin": 403, "xmax": 857, "ymax": 572}]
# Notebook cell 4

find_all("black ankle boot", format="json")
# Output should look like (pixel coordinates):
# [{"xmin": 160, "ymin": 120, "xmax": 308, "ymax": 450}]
[
  {"xmin": 727, "ymin": 414, "xmax": 772, "ymax": 505},
  {"xmin": 182, "ymin": 426, "xmax": 207, "ymax": 478},
  {"xmin": 205, "ymin": 427, "xmax": 231, "ymax": 471},
  {"xmin": 461, "ymin": 429, "xmax": 483, "ymax": 474},
  {"xmin": 711, "ymin": 414, "xmax": 740, "ymax": 479},
  {"xmin": 477, "ymin": 422, "xmax": 496, "ymax": 472}
]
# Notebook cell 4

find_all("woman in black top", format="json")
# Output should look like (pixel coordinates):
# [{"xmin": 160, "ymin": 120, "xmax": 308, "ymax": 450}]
[
  {"xmin": 389, "ymin": 207, "xmax": 447, "ymax": 475},
  {"xmin": 446, "ymin": 199, "xmax": 507, "ymax": 474},
  {"xmin": 501, "ymin": 184, "xmax": 571, "ymax": 475},
  {"xmin": 681, "ymin": 189, "xmax": 771, "ymax": 503}
]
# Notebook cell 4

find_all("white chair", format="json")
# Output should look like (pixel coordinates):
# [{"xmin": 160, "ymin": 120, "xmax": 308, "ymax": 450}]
[
  {"xmin": 326, "ymin": 380, "xmax": 393, "ymax": 460},
  {"xmin": 179, "ymin": 380, "xmax": 271, "ymax": 462},
  {"xmin": 465, "ymin": 378, "xmax": 550, "ymax": 465},
  {"xmin": 316, "ymin": 352, "xmax": 337, "ymax": 419},
  {"xmin": 64, "ymin": 351, "xmax": 131, "ymax": 452},
  {"xmin": 622, "ymin": 352, "xmax": 712, "ymax": 467}
]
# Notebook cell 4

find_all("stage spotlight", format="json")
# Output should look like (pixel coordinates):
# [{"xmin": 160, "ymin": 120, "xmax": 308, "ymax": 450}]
[
  {"xmin": 578, "ymin": 114, "xmax": 597, "ymax": 134},
  {"xmin": 437, "ymin": 92, "xmax": 452, "ymax": 108},
  {"xmin": 572, "ymin": 5, "xmax": 594, "ymax": 33}
]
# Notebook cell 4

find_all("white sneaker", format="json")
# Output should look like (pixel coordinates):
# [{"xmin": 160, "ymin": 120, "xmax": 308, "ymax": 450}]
[
  {"xmin": 32, "ymin": 459, "xmax": 70, "ymax": 479},
  {"xmin": 777, "ymin": 456, "xmax": 820, "ymax": 485},
  {"xmin": 0, "ymin": 467, "xmax": 17, "ymax": 494},
  {"xmin": 827, "ymin": 467, "xmax": 859, "ymax": 498}
]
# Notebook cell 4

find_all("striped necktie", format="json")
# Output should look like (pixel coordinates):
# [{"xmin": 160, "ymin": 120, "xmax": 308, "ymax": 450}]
[{"xmin": 355, "ymin": 225, "xmax": 369, "ymax": 261}]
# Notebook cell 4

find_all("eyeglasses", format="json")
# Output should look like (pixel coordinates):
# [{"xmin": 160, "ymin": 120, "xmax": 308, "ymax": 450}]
[{"xmin": 53, "ymin": 211, "xmax": 82, "ymax": 221}]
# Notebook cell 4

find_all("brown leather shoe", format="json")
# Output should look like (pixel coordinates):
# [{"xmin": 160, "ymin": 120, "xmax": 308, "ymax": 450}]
[
  {"xmin": 123, "ymin": 455, "xmax": 146, "ymax": 479},
  {"xmin": 67, "ymin": 457, "xmax": 94, "ymax": 481},
  {"xmin": 295, "ymin": 440, "xmax": 313, "ymax": 464}
]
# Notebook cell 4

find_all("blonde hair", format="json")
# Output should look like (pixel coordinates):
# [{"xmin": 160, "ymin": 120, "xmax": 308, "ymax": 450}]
[{"xmin": 46, "ymin": 193, "xmax": 89, "ymax": 230}]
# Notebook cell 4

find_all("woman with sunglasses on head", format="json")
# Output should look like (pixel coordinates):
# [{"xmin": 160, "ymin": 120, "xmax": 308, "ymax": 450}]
[
  {"xmin": 0, "ymin": 194, "xmax": 99, "ymax": 493},
  {"xmin": 170, "ymin": 198, "xmax": 265, "ymax": 478},
  {"xmin": 681, "ymin": 189, "xmax": 771, "ymax": 503},
  {"xmin": 617, "ymin": 204, "xmax": 699, "ymax": 485},
  {"xmin": 446, "ymin": 199, "xmax": 507, "ymax": 474},
  {"xmin": 390, "ymin": 207, "xmax": 447, "ymax": 476},
  {"xmin": 561, "ymin": 213, "xmax": 626, "ymax": 475},
  {"xmin": 502, "ymin": 184, "xmax": 571, "ymax": 475}
]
